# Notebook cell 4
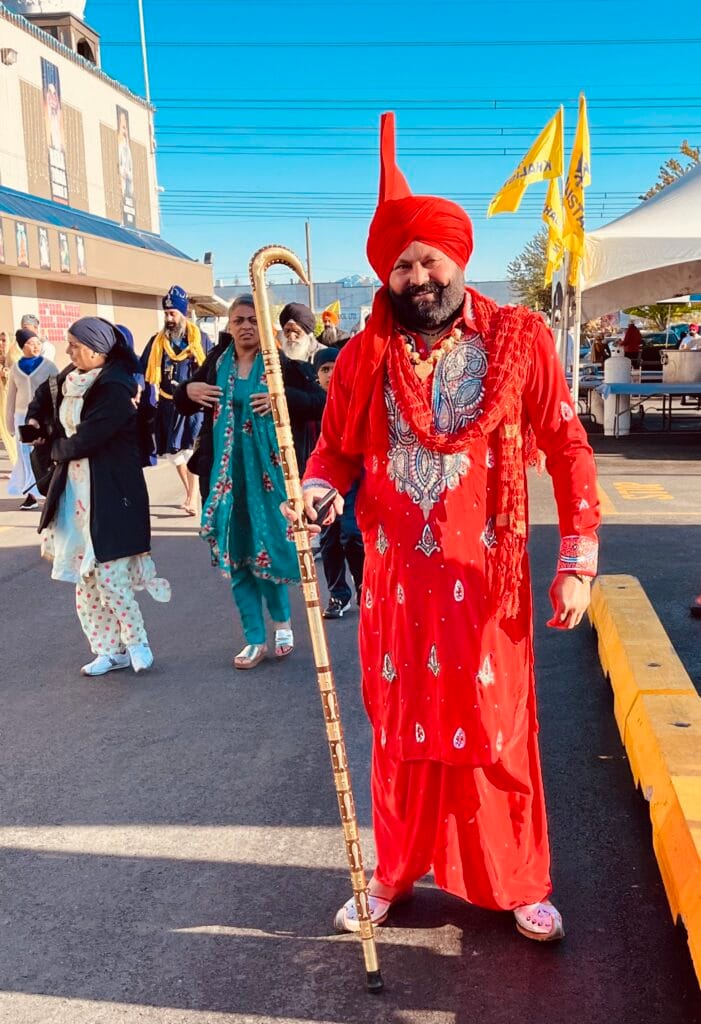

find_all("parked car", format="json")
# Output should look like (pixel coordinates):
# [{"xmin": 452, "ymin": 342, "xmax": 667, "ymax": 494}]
[{"xmin": 640, "ymin": 331, "xmax": 680, "ymax": 371}]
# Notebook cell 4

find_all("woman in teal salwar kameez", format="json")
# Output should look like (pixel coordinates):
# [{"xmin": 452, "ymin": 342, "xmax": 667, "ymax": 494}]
[{"xmin": 185, "ymin": 296, "xmax": 301, "ymax": 668}]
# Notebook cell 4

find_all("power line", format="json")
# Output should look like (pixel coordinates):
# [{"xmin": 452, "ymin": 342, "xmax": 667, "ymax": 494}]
[
  {"xmin": 155, "ymin": 144, "xmax": 690, "ymax": 156},
  {"xmin": 153, "ymin": 124, "xmax": 701, "ymax": 136},
  {"xmin": 102, "ymin": 37, "xmax": 701, "ymax": 49}
]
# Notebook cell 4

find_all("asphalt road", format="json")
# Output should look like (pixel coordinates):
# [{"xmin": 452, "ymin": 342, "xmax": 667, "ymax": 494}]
[{"xmin": 0, "ymin": 441, "xmax": 699, "ymax": 1024}]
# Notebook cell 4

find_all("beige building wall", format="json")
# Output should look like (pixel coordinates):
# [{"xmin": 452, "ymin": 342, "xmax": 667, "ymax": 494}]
[{"xmin": 0, "ymin": 9, "xmax": 159, "ymax": 233}]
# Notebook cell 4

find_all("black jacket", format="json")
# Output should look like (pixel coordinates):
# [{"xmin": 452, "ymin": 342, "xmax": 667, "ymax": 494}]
[
  {"xmin": 28, "ymin": 361, "xmax": 151, "ymax": 563},
  {"xmin": 173, "ymin": 334, "xmax": 326, "ymax": 499}
]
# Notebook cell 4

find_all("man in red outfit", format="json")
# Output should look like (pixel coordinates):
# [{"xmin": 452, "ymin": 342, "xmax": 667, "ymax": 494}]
[{"xmin": 301, "ymin": 114, "xmax": 600, "ymax": 942}]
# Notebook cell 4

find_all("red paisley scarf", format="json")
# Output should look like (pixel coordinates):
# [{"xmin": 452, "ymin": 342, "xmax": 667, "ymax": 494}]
[{"xmin": 344, "ymin": 286, "xmax": 542, "ymax": 618}]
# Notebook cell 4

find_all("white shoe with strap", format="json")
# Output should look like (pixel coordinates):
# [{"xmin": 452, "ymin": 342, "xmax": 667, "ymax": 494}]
[
  {"xmin": 81, "ymin": 653, "xmax": 130, "ymax": 677},
  {"xmin": 128, "ymin": 643, "xmax": 154, "ymax": 674}
]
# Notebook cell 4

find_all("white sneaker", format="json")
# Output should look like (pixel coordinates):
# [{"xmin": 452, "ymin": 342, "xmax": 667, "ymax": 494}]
[
  {"xmin": 81, "ymin": 653, "xmax": 130, "ymax": 677},
  {"xmin": 128, "ymin": 643, "xmax": 154, "ymax": 673}
]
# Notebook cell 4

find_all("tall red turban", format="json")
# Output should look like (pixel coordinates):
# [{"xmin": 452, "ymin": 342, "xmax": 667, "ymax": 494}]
[
  {"xmin": 366, "ymin": 113, "xmax": 474, "ymax": 284},
  {"xmin": 342, "ymin": 113, "xmax": 476, "ymax": 456}
]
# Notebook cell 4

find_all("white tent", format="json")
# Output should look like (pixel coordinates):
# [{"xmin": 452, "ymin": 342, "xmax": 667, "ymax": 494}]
[{"xmin": 581, "ymin": 162, "xmax": 701, "ymax": 319}]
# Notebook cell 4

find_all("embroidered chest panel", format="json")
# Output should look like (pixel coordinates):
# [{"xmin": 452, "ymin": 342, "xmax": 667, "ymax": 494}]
[{"xmin": 385, "ymin": 331, "xmax": 487, "ymax": 518}]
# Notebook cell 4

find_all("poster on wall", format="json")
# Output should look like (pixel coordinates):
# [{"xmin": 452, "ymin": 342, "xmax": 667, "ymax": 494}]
[
  {"xmin": 0, "ymin": 223, "xmax": 5, "ymax": 265},
  {"xmin": 38, "ymin": 227, "xmax": 51, "ymax": 270},
  {"xmin": 41, "ymin": 58, "xmax": 69, "ymax": 205},
  {"xmin": 116, "ymin": 106, "xmax": 136, "ymax": 227},
  {"xmin": 75, "ymin": 235, "xmax": 87, "ymax": 275},
  {"xmin": 58, "ymin": 232, "xmax": 70, "ymax": 273},
  {"xmin": 15, "ymin": 222, "xmax": 29, "ymax": 267}
]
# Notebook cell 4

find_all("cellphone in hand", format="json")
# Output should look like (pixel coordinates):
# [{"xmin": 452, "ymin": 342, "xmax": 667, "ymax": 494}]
[
  {"xmin": 18, "ymin": 423, "xmax": 41, "ymax": 443},
  {"xmin": 311, "ymin": 487, "xmax": 338, "ymax": 525}
]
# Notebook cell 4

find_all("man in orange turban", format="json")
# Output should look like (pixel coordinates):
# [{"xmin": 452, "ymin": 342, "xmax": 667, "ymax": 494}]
[
  {"xmin": 319, "ymin": 302, "xmax": 350, "ymax": 349},
  {"xmin": 301, "ymin": 114, "xmax": 600, "ymax": 943}
]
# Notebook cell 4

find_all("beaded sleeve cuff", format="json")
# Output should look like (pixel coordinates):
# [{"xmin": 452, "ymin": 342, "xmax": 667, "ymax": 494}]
[
  {"xmin": 302, "ymin": 477, "xmax": 334, "ymax": 491},
  {"xmin": 557, "ymin": 535, "xmax": 598, "ymax": 576}
]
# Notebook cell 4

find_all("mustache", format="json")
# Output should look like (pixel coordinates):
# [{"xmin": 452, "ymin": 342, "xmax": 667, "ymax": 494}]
[{"xmin": 404, "ymin": 282, "xmax": 444, "ymax": 299}]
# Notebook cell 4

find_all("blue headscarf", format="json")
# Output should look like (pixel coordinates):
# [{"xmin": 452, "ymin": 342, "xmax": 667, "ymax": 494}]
[{"xmin": 69, "ymin": 317, "xmax": 127, "ymax": 355}]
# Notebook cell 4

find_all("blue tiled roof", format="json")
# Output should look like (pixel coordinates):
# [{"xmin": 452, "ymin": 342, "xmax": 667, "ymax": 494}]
[{"xmin": 0, "ymin": 186, "xmax": 194, "ymax": 261}]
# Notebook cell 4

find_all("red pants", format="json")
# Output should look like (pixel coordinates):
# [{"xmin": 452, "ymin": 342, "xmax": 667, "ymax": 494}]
[{"xmin": 371, "ymin": 711, "xmax": 551, "ymax": 911}]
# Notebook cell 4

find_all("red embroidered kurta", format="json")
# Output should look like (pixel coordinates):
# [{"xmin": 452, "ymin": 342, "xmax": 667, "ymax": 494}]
[{"xmin": 304, "ymin": 306, "xmax": 600, "ymax": 771}]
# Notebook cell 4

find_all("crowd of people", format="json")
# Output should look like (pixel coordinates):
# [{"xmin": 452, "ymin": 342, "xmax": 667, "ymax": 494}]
[
  {"xmin": 0, "ymin": 115, "xmax": 608, "ymax": 946},
  {"xmin": 0, "ymin": 286, "xmax": 363, "ymax": 674}
]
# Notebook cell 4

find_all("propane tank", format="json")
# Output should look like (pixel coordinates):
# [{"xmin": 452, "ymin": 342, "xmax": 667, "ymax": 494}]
[{"xmin": 604, "ymin": 343, "xmax": 632, "ymax": 436}]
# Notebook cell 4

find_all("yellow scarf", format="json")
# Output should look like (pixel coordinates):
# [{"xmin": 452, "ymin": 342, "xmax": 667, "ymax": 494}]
[{"xmin": 145, "ymin": 320, "xmax": 207, "ymax": 397}]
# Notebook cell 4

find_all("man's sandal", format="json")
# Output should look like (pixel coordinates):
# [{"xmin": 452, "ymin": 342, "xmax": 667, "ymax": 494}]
[
  {"xmin": 513, "ymin": 900, "xmax": 564, "ymax": 942},
  {"xmin": 334, "ymin": 889, "xmax": 414, "ymax": 934},
  {"xmin": 274, "ymin": 628, "xmax": 294, "ymax": 659},
  {"xmin": 233, "ymin": 644, "xmax": 267, "ymax": 670},
  {"xmin": 690, "ymin": 595, "xmax": 701, "ymax": 619}
]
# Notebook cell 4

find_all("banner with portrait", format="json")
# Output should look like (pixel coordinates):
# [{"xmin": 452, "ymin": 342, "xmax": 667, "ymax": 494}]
[
  {"xmin": 38, "ymin": 226, "xmax": 51, "ymax": 270},
  {"xmin": 15, "ymin": 222, "xmax": 29, "ymax": 268},
  {"xmin": 41, "ymin": 59, "xmax": 69, "ymax": 204},
  {"xmin": 116, "ymin": 105, "xmax": 136, "ymax": 227}
]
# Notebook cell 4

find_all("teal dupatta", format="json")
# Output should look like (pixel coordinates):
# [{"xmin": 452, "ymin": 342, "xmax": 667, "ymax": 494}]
[{"xmin": 200, "ymin": 345, "xmax": 300, "ymax": 584}]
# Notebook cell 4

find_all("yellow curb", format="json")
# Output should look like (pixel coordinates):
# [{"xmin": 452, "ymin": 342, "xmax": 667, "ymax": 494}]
[{"xmin": 589, "ymin": 575, "xmax": 701, "ymax": 987}]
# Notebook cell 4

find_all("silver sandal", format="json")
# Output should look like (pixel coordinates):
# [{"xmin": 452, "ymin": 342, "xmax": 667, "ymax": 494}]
[
  {"xmin": 514, "ymin": 900, "xmax": 564, "ymax": 942},
  {"xmin": 274, "ymin": 628, "xmax": 294, "ymax": 659}
]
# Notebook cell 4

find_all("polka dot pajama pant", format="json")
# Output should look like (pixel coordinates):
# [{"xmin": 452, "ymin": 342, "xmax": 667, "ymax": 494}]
[{"xmin": 75, "ymin": 559, "xmax": 148, "ymax": 656}]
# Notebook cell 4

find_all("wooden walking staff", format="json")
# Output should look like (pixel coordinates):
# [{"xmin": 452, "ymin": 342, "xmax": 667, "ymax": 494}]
[{"xmin": 249, "ymin": 245, "xmax": 384, "ymax": 995}]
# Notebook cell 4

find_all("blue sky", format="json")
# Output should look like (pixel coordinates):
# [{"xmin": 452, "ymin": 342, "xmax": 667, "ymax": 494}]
[{"xmin": 88, "ymin": 0, "xmax": 700, "ymax": 286}]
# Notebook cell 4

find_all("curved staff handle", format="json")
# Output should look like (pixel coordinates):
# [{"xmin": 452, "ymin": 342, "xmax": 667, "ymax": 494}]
[{"xmin": 249, "ymin": 245, "xmax": 383, "ymax": 994}]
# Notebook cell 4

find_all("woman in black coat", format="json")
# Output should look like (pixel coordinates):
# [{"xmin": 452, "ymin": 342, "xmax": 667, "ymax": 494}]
[{"xmin": 26, "ymin": 318, "xmax": 170, "ymax": 678}]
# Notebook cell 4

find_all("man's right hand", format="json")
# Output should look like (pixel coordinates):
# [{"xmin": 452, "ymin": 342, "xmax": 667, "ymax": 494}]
[
  {"xmin": 185, "ymin": 382, "xmax": 223, "ymax": 408},
  {"xmin": 302, "ymin": 486, "xmax": 344, "ymax": 528},
  {"xmin": 280, "ymin": 486, "xmax": 345, "ymax": 534}
]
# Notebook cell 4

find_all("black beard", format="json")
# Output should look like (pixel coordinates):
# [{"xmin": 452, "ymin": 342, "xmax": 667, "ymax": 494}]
[{"xmin": 389, "ymin": 276, "xmax": 465, "ymax": 333}]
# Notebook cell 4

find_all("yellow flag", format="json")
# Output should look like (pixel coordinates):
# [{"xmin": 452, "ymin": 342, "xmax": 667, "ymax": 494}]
[
  {"xmin": 563, "ymin": 93, "xmax": 591, "ymax": 282},
  {"xmin": 487, "ymin": 108, "xmax": 564, "ymax": 217},
  {"xmin": 542, "ymin": 178, "xmax": 564, "ymax": 285}
]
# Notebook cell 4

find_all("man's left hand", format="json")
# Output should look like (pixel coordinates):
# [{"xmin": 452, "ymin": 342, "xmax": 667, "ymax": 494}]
[{"xmin": 547, "ymin": 574, "xmax": 592, "ymax": 630}]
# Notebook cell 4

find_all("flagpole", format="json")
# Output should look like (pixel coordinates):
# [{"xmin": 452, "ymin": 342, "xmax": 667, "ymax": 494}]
[
  {"xmin": 553, "ymin": 105, "xmax": 566, "ymax": 366},
  {"xmin": 572, "ymin": 263, "xmax": 583, "ymax": 407}
]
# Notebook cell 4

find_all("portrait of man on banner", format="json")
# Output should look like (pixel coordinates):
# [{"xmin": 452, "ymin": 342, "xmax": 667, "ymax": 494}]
[
  {"xmin": 38, "ymin": 227, "xmax": 51, "ymax": 270},
  {"xmin": 41, "ymin": 59, "xmax": 69, "ymax": 205},
  {"xmin": 116, "ymin": 106, "xmax": 136, "ymax": 227},
  {"xmin": 76, "ymin": 234, "xmax": 87, "ymax": 275},
  {"xmin": 58, "ymin": 232, "xmax": 70, "ymax": 273},
  {"xmin": 15, "ymin": 222, "xmax": 29, "ymax": 268}
]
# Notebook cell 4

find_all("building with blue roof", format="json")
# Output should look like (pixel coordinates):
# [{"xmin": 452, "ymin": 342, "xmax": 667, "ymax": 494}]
[{"xmin": 0, "ymin": 1, "xmax": 214, "ymax": 354}]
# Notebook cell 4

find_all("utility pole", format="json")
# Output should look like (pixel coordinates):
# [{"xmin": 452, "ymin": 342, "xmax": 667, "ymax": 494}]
[
  {"xmin": 137, "ymin": 0, "xmax": 152, "ymax": 105},
  {"xmin": 305, "ymin": 220, "xmax": 314, "ymax": 311},
  {"xmin": 137, "ymin": 0, "xmax": 161, "ymax": 231}
]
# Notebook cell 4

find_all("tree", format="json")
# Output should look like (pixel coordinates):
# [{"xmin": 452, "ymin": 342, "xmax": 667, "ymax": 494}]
[
  {"xmin": 639, "ymin": 140, "xmax": 700, "ymax": 201},
  {"xmin": 625, "ymin": 304, "xmax": 701, "ymax": 331},
  {"xmin": 506, "ymin": 228, "xmax": 552, "ymax": 311},
  {"xmin": 582, "ymin": 313, "xmax": 618, "ymax": 340}
]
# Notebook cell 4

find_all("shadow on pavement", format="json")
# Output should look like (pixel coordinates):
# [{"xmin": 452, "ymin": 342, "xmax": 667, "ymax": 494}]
[{"xmin": 0, "ymin": 526, "xmax": 699, "ymax": 1022}]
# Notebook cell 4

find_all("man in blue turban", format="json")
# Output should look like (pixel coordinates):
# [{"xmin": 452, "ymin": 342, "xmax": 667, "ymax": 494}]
[{"xmin": 141, "ymin": 285, "xmax": 210, "ymax": 515}]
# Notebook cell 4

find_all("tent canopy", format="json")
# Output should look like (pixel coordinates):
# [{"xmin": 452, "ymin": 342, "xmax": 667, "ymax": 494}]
[{"xmin": 581, "ymin": 162, "xmax": 701, "ymax": 319}]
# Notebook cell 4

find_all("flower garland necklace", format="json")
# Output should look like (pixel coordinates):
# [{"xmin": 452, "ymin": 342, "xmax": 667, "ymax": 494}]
[{"xmin": 404, "ymin": 327, "xmax": 462, "ymax": 381}]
